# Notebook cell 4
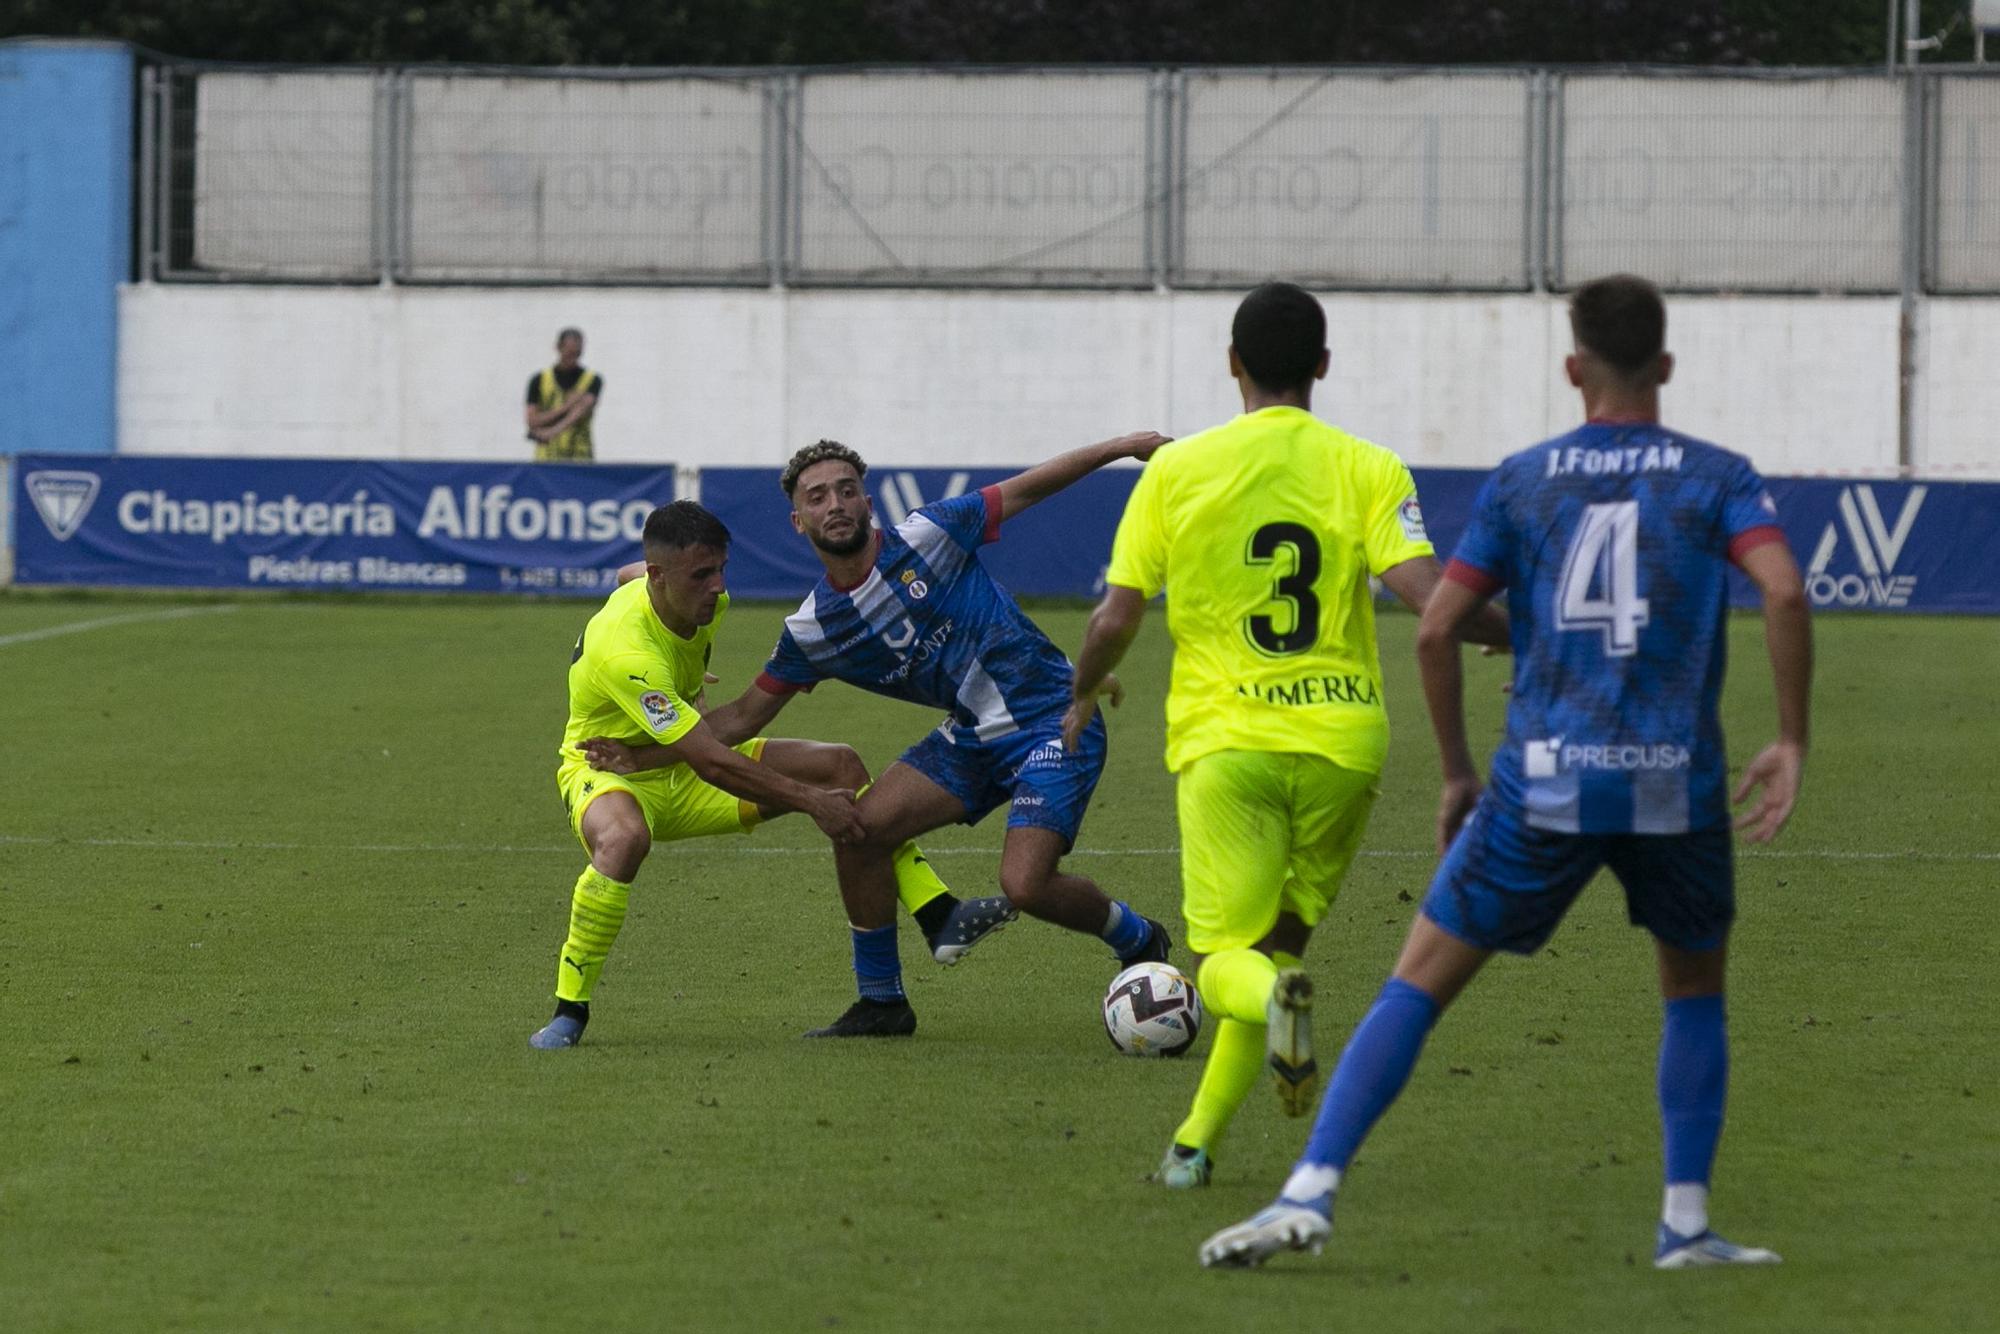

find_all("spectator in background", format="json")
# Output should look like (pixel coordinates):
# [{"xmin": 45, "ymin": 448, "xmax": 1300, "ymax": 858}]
[{"xmin": 525, "ymin": 327, "xmax": 602, "ymax": 461}]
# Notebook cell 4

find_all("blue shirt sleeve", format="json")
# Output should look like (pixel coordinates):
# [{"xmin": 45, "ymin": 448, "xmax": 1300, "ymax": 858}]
[
  {"xmin": 914, "ymin": 488, "xmax": 999, "ymax": 554},
  {"xmin": 1720, "ymin": 456, "xmax": 1782, "ymax": 544},
  {"xmin": 758, "ymin": 627, "xmax": 822, "ymax": 691},
  {"xmin": 1449, "ymin": 470, "xmax": 1515, "ymax": 587}
]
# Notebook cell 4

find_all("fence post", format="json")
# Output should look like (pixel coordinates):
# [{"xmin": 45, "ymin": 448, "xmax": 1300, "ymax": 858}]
[
  {"xmin": 1897, "ymin": 67, "xmax": 1925, "ymax": 474},
  {"xmin": 137, "ymin": 65, "xmax": 157, "ymax": 283}
]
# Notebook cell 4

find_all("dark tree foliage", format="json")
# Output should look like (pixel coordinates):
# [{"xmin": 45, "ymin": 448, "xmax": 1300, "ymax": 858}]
[{"xmin": 0, "ymin": 0, "xmax": 1984, "ymax": 66}]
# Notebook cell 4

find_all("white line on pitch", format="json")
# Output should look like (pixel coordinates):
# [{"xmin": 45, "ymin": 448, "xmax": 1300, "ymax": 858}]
[
  {"xmin": 0, "ymin": 834, "xmax": 1992, "ymax": 863},
  {"xmin": 0, "ymin": 604, "xmax": 239, "ymax": 648}
]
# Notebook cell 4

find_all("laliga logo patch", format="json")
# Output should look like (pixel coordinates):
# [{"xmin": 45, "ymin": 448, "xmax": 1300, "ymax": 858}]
[
  {"xmin": 639, "ymin": 690, "xmax": 679, "ymax": 732},
  {"xmin": 1398, "ymin": 495, "xmax": 1428, "ymax": 542},
  {"xmin": 24, "ymin": 470, "xmax": 101, "ymax": 542}
]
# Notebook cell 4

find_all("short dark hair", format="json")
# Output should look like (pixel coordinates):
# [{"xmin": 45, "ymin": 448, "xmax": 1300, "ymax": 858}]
[
  {"xmin": 556, "ymin": 327, "xmax": 584, "ymax": 346},
  {"xmin": 781, "ymin": 440, "xmax": 867, "ymax": 499},
  {"xmin": 1568, "ymin": 275, "xmax": 1665, "ymax": 377},
  {"xmin": 642, "ymin": 500, "xmax": 729, "ymax": 552},
  {"xmin": 1231, "ymin": 282, "xmax": 1326, "ymax": 392}
]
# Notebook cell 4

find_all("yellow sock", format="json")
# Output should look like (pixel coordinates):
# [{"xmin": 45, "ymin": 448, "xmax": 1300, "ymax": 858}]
[
  {"xmin": 1170, "ymin": 949, "xmax": 1281, "ymax": 1152},
  {"xmin": 892, "ymin": 840, "xmax": 950, "ymax": 916},
  {"xmin": 554, "ymin": 866, "xmax": 630, "ymax": 1004},
  {"xmin": 1173, "ymin": 1018, "xmax": 1266, "ymax": 1152}
]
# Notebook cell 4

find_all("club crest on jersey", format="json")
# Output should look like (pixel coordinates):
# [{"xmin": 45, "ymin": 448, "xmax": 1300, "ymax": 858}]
[
  {"xmin": 639, "ymin": 690, "xmax": 678, "ymax": 731},
  {"xmin": 1398, "ymin": 495, "xmax": 1428, "ymax": 542},
  {"xmin": 899, "ymin": 568, "xmax": 930, "ymax": 600}
]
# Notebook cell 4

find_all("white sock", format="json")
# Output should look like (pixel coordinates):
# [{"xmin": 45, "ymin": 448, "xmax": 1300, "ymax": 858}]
[
  {"xmin": 1663, "ymin": 1183, "xmax": 1710, "ymax": 1237},
  {"xmin": 1281, "ymin": 1163, "xmax": 1342, "ymax": 1204},
  {"xmin": 1099, "ymin": 900, "xmax": 1126, "ymax": 940}
]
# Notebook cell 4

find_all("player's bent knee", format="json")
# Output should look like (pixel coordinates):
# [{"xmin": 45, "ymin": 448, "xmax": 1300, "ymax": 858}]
[
  {"xmin": 997, "ymin": 867, "xmax": 1050, "ymax": 910},
  {"xmin": 827, "ymin": 744, "xmax": 871, "ymax": 792},
  {"xmin": 589, "ymin": 820, "xmax": 651, "ymax": 881}
]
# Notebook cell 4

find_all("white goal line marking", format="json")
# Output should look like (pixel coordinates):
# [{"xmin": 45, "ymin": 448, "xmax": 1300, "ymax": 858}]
[
  {"xmin": 0, "ymin": 834, "xmax": 1992, "ymax": 863},
  {"xmin": 0, "ymin": 604, "xmax": 239, "ymax": 648}
]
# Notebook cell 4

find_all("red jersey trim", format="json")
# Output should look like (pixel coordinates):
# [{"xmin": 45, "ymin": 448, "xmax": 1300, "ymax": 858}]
[
  {"xmin": 979, "ymin": 484, "xmax": 1003, "ymax": 543},
  {"xmin": 1443, "ymin": 558, "xmax": 1504, "ymax": 597},
  {"xmin": 754, "ymin": 671, "xmax": 812, "ymax": 696},
  {"xmin": 1727, "ymin": 524, "xmax": 1787, "ymax": 566}
]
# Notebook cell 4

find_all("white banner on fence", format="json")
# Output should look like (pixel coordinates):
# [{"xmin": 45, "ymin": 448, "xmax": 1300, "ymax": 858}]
[
  {"xmin": 1557, "ymin": 75, "xmax": 1903, "ymax": 292},
  {"xmin": 192, "ymin": 72, "xmax": 379, "ymax": 279},
  {"xmin": 404, "ymin": 75, "xmax": 769, "ymax": 281},
  {"xmin": 793, "ymin": 72, "xmax": 1154, "ymax": 283},
  {"xmin": 1178, "ymin": 72, "xmax": 1531, "ymax": 289},
  {"xmin": 1933, "ymin": 76, "xmax": 2000, "ymax": 294}
]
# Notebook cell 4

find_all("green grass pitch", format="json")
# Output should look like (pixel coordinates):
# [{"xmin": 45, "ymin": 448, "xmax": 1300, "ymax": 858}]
[{"xmin": 0, "ymin": 591, "xmax": 1993, "ymax": 1333}]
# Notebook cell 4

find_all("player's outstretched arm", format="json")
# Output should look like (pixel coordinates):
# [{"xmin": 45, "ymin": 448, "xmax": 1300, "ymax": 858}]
[
  {"xmin": 590, "ymin": 719, "xmax": 863, "ymax": 843},
  {"xmin": 1732, "ymin": 541, "xmax": 1813, "ymax": 843},
  {"xmin": 1379, "ymin": 555, "xmax": 1510, "ymax": 648},
  {"xmin": 993, "ymin": 431, "xmax": 1169, "ymax": 522},
  {"xmin": 1414, "ymin": 576, "xmax": 1491, "ymax": 853},
  {"xmin": 1064, "ymin": 584, "xmax": 1146, "ymax": 750},
  {"xmin": 702, "ymin": 679, "xmax": 793, "ymax": 748}
]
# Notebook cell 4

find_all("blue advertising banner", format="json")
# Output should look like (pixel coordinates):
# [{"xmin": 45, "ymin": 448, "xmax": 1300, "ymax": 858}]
[
  {"xmin": 700, "ymin": 465, "xmax": 2000, "ymax": 614},
  {"xmin": 12, "ymin": 455, "xmax": 1998, "ymax": 613},
  {"xmin": 12, "ymin": 454, "xmax": 677, "ymax": 595}
]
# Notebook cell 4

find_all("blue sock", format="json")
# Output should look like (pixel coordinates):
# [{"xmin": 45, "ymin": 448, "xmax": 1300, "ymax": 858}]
[
  {"xmin": 1100, "ymin": 900, "xmax": 1149, "ymax": 957},
  {"xmin": 851, "ymin": 925, "xmax": 905, "ymax": 1002},
  {"xmin": 1659, "ymin": 993, "xmax": 1727, "ymax": 1187},
  {"xmin": 1298, "ymin": 977, "xmax": 1440, "ymax": 1173}
]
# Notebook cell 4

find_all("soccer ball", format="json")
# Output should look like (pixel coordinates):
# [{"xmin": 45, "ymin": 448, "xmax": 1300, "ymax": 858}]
[{"xmin": 1103, "ymin": 961, "xmax": 1203, "ymax": 1057}]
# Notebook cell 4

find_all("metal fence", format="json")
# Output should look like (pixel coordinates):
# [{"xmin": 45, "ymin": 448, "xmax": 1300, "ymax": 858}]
[{"xmin": 141, "ymin": 63, "xmax": 2000, "ymax": 294}]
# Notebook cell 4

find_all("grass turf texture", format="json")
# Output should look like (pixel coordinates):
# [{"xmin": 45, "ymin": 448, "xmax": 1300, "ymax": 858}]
[{"xmin": 0, "ymin": 592, "xmax": 1992, "ymax": 1333}]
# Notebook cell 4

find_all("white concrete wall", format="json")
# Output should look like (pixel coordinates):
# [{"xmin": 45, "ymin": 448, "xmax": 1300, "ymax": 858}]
[{"xmin": 117, "ymin": 285, "xmax": 1999, "ymax": 478}]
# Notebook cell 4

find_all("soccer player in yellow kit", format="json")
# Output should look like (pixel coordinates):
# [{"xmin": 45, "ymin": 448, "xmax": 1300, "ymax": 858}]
[
  {"xmin": 530, "ymin": 500, "xmax": 1009, "ymax": 1048},
  {"xmin": 1066, "ymin": 283, "xmax": 1508, "ymax": 1185}
]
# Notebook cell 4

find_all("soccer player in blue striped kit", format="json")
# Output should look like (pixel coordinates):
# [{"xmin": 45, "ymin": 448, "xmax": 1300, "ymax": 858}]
[
  {"xmin": 1201, "ymin": 274, "xmax": 1814, "ymax": 1271},
  {"xmin": 704, "ymin": 434, "xmax": 1177, "ymax": 1037}
]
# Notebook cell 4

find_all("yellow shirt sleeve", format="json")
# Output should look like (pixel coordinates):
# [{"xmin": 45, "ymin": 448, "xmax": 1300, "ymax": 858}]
[
  {"xmin": 1105, "ymin": 458, "xmax": 1169, "ymax": 598},
  {"xmin": 598, "ymin": 650, "xmax": 700, "ymax": 746},
  {"xmin": 1362, "ymin": 454, "xmax": 1436, "ymax": 575}
]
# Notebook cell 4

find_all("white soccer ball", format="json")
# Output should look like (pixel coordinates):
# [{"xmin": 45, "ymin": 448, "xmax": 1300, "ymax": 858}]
[{"xmin": 1103, "ymin": 961, "xmax": 1203, "ymax": 1057}]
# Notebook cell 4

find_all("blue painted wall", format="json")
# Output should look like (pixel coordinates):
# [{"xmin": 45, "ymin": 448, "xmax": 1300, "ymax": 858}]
[{"xmin": 0, "ymin": 41, "xmax": 132, "ymax": 456}]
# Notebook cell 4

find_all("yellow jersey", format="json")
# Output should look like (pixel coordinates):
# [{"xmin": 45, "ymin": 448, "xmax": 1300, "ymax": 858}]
[
  {"xmin": 1105, "ymin": 406, "xmax": 1433, "ymax": 775},
  {"xmin": 560, "ymin": 579, "xmax": 721, "ymax": 764}
]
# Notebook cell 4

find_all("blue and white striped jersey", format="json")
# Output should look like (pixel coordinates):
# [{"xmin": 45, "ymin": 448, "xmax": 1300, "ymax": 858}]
[
  {"xmin": 1447, "ymin": 423, "xmax": 1787, "ymax": 835},
  {"xmin": 756, "ymin": 488, "xmax": 1074, "ymax": 745}
]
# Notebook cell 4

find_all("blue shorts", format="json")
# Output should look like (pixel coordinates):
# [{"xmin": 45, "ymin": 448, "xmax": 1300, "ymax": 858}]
[
  {"xmin": 1421, "ymin": 799, "xmax": 1735, "ymax": 955},
  {"xmin": 897, "ymin": 713, "xmax": 1107, "ymax": 848}
]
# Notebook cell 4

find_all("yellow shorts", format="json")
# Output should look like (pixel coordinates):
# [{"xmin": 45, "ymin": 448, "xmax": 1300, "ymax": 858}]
[
  {"xmin": 1176, "ymin": 750, "xmax": 1380, "ymax": 956},
  {"xmin": 557, "ymin": 737, "xmax": 769, "ymax": 847}
]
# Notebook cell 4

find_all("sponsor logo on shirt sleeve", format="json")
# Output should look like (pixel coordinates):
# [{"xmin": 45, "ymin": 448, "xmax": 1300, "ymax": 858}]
[
  {"xmin": 1398, "ymin": 495, "xmax": 1428, "ymax": 542},
  {"xmin": 639, "ymin": 690, "xmax": 679, "ymax": 732}
]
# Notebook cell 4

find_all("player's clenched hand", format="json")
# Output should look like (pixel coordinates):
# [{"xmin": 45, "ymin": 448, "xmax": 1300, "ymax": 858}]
[
  {"xmin": 1732, "ymin": 740, "xmax": 1804, "ymax": 844},
  {"xmin": 581, "ymin": 737, "xmax": 640, "ymax": 774},
  {"xmin": 808, "ymin": 789, "xmax": 867, "ymax": 844},
  {"xmin": 1116, "ymin": 431, "xmax": 1172, "ymax": 461},
  {"xmin": 1436, "ymin": 774, "xmax": 1482, "ymax": 855},
  {"xmin": 1061, "ymin": 675, "xmax": 1121, "ymax": 752},
  {"xmin": 1060, "ymin": 697, "xmax": 1095, "ymax": 752}
]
